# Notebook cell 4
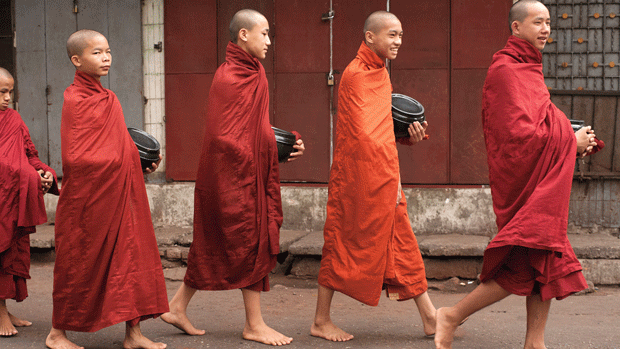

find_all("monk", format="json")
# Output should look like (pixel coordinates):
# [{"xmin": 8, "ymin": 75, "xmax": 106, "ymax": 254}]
[
  {"xmin": 0, "ymin": 67, "xmax": 58, "ymax": 337},
  {"xmin": 311, "ymin": 11, "xmax": 437, "ymax": 342},
  {"xmin": 435, "ymin": 2, "xmax": 600, "ymax": 348},
  {"xmin": 160, "ymin": 9, "xmax": 304, "ymax": 346},
  {"xmin": 45, "ymin": 30, "xmax": 169, "ymax": 349}
]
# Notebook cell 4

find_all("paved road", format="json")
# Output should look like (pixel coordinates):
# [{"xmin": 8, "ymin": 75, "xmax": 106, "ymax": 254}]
[{"xmin": 3, "ymin": 262, "xmax": 620, "ymax": 349}]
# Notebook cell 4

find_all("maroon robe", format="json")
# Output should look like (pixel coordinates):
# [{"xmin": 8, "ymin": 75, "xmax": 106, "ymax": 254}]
[
  {"xmin": 0, "ymin": 108, "xmax": 58, "ymax": 301},
  {"xmin": 479, "ymin": 36, "xmax": 587, "ymax": 301},
  {"xmin": 184, "ymin": 42, "xmax": 282, "ymax": 292},
  {"xmin": 52, "ymin": 71, "xmax": 168, "ymax": 332}
]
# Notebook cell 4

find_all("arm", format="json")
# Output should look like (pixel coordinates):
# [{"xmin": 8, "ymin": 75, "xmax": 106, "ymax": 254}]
[
  {"xmin": 575, "ymin": 126, "xmax": 597, "ymax": 158},
  {"xmin": 24, "ymin": 129, "xmax": 59, "ymax": 195}
]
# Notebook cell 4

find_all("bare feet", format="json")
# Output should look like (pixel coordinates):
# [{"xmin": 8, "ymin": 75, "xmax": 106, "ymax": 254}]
[
  {"xmin": 46, "ymin": 328, "xmax": 84, "ymax": 349},
  {"xmin": 243, "ymin": 323, "xmax": 293, "ymax": 346},
  {"xmin": 311, "ymin": 320, "xmax": 354, "ymax": 342},
  {"xmin": 0, "ymin": 310, "xmax": 17, "ymax": 337},
  {"xmin": 124, "ymin": 323, "xmax": 166, "ymax": 349},
  {"xmin": 161, "ymin": 311, "xmax": 205, "ymax": 336},
  {"xmin": 434, "ymin": 307, "xmax": 459, "ymax": 349}
]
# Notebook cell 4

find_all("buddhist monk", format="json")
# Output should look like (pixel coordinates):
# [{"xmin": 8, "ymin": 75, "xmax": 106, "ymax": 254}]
[
  {"xmin": 435, "ymin": 2, "xmax": 600, "ymax": 348},
  {"xmin": 160, "ymin": 9, "xmax": 304, "ymax": 346},
  {"xmin": 310, "ymin": 11, "xmax": 437, "ymax": 342},
  {"xmin": 45, "ymin": 30, "xmax": 169, "ymax": 349},
  {"xmin": 0, "ymin": 67, "xmax": 58, "ymax": 337}
]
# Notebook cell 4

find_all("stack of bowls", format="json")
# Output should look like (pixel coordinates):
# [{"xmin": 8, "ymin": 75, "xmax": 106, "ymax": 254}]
[
  {"xmin": 127, "ymin": 128, "xmax": 161, "ymax": 171},
  {"xmin": 392, "ymin": 93, "xmax": 426, "ymax": 138},
  {"xmin": 272, "ymin": 127, "xmax": 296, "ymax": 163}
]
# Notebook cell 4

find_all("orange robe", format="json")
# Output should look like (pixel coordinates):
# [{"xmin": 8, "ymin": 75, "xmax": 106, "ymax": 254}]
[
  {"xmin": 0, "ymin": 108, "xmax": 58, "ymax": 301},
  {"xmin": 318, "ymin": 42, "xmax": 427, "ymax": 306},
  {"xmin": 52, "ymin": 71, "xmax": 169, "ymax": 332}
]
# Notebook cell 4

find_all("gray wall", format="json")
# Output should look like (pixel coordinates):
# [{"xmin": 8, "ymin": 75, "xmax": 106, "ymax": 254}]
[{"xmin": 15, "ymin": 0, "xmax": 143, "ymax": 175}]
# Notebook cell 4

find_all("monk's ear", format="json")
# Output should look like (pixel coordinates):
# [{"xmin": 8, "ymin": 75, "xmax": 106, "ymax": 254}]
[
  {"xmin": 365, "ymin": 31, "xmax": 374, "ymax": 44},
  {"xmin": 238, "ymin": 28, "xmax": 249, "ymax": 43},
  {"xmin": 510, "ymin": 21, "xmax": 520, "ymax": 36},
  {"xmin": 70, "ymin": 55, "xmax": 81, "ymax": 67}
]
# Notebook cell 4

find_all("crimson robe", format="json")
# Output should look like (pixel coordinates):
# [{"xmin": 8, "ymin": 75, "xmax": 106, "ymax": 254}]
[
  {"xmin": 184, "ymin": 42, "xmax": 282, "ymax": 292},
  {"xmin": 318, "ymin": 42, "xmax": 427, "ymax": 307},
  {"xmin": 479, "ymin": 36, "xmax": 587, "ymax": 301},
  {"xmin": 52, "ymin": 71, "xmax": 168, "ymax": 332},
  {"xmin": 0, "ymin": 108, "xmax": 58, "ymax": 301}
]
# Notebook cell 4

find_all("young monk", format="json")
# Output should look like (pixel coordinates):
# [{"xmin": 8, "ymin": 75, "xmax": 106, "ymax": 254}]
[
  {"xmin": 310, "ymin": 11, "xmax": 437, "ymax": 342},
  {"xmin": 435, "ymin": 2, "xmax": 600, "ymax": 348},
  {"xmin": 0, "ymin": 67, "xmax": 58, "ymax": 337},
  {"xmin": 160, "ymin": 9, "xmax": 304, "ymax": 346},
  {"xmin": 45, "ymin": 30, "xmax": 169, "ymax": 349}
]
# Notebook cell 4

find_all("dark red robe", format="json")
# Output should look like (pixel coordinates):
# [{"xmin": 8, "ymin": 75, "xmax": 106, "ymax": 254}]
[
  {"xmin": 184, "ymin": 42, "xmax": 282, "ymax": 292},
  {"xmin": 318, "ymin": 43, "xmax": 427, "ymax": 307},
  {"xmin": 52, "ymin": 71, "xmax": 168, "ymax": 332},
  {"xmin": 479, "ymin": 36, "xmax": 587, "ymax": 301},
  {"xmin": 0, "ymin": 108, "xmax": 58, "ymax": 301}
]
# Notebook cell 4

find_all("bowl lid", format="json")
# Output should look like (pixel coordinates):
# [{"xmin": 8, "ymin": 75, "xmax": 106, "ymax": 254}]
[
  {"xmin": 392, "ymin": 93, "xmax": 424, "ymax": 117},
  {"xmin": 128, "ymin": 128, "xmax": 161, "ymax": 153},
  {"xmin": 271, "ymin": 126, "xmax": 297, "ymax": 143}
]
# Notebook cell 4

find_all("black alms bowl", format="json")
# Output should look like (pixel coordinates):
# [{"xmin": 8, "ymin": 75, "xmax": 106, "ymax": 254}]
[
  {"xmin": 128, "ymin": 128, "xmax": 160, "ymax": 170},
  {"xmin": 570, "ymin": 119, "xmax": 585, "ymax": 132},
  {"xmin": 392, "ymin": 93, "xmax": 426, "ymax": 139},
  {"xmin": 272, "ymin": 127, "xmax": 296, "ymax": 163}
]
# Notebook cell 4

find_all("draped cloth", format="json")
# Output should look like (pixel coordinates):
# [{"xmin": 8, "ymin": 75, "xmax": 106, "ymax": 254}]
[
  {"xmin": 52, "ymin": 70, "xmax": 168, "ymax": 332},
  {"xmin": 318, "ymin": 42, "xmax": 427, "ymax": 307},
  {"xmin": 0, "ymin": 108, "xmax": 58, "ymax": 301},
  {"xmin": 479, "ymin": 36, "xmax": 587, "ymax": 301},
  {"xmin": 184, "ymin": 42, "xmax": 282, "ymax": 292}
]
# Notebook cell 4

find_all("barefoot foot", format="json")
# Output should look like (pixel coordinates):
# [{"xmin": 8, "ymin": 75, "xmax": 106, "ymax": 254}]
[
  {"xmin": 124, "ymin": 323, "xmax": 166, "ymax": 349},
  {"xmin": 161, "ymin": 311, "xmax": 205, "ymax": 336},
  {"xmin": 434, "ymin": 308, "xmax": 460, "ymax": 349},
  {"xmin": 0, "ymin": 309, "xmax": 17, "ymax": 337},
  {"xmin": 9, "ymin": 312, "xmax": 32, "ymax": 327},
  {"xmin": 311, "ymin": 320, "xmax": 354, "ymax": 342},
  {"xmin": 46, "ymin": 328, "xmax": 84, "ymax": 349},
  {"xmin": 243, "ymin": 323, "xmax": 293, "ymax": 346}
]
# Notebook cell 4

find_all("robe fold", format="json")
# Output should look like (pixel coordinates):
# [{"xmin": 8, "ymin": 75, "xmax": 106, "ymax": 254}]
[
  {"xmin": 1, "ymin": 108, "xmax": 58, "ymax": 301},
  {"xmin": 318, "ymin": 42, "xmax": 427, "ymax": 307},
  {"xmin": 52, "ymin": 70, "xmax": 168, "ymax": 332},
  {"xmin": 479, "ymin": 36, "xmax": 587, "ymax": 301},
  {"xmin": 184, "ymin": 42, "xmax": 282, "ymax": 292}
]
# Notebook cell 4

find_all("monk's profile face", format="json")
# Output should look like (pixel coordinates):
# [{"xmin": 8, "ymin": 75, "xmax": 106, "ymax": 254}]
[
  {"xmin": 70, "ymin": 34, "xmax": 112, "ymax": 80},
  {"xmin": 0, "ymin": 76, "xmax": 14, "ymax": 111},
  {"xmin": 366, "ymin": 17, "xmax": 403, "ymax": 60},
  {"xmin": 511, "ymin": 2, "xmax": 550, "ymax": 51},
  {"xmin": 240, "ymin": 16, "xmax": 271, "ymax": 60}
]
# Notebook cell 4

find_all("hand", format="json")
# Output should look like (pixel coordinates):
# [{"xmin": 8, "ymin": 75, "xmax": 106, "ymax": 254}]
[
  {"xmin": 38, "ymin": 170, "xmax": 53, "ymax": 194},
  {"xmin": 407, "ymin": 121, "xmax": 428, "ymax": 145},
  {"xmin": 145, "ymin": 154, "xmax": 163, "ymax": 174},
  {"xmin": 575, "ymin": 126, "xmax": 597, "ymax": 158},
  {"xmin": 287, "ymin": 139, "xmax": 305, "ymax": 162}
]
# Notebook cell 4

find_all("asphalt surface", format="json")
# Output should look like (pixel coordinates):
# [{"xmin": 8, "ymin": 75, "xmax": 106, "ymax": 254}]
[{"xmin": 2, "ymin": 261, "xmax": 620, "ymax": 349}]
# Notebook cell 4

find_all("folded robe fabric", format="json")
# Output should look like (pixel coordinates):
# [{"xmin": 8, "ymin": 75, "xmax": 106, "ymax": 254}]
[
  {"xmin": 318, "ymin": 42, "xmax": 427, "ymax": 307},
  {"xmin": 0, "ymin": 108, "xmax": 58, "ymax": 301},
  {"xmin": 479, "ymin": 36, "xmax": 587, "ymax": 300},
  {"xmin": 52, "ymin": 70, "xmax": 168, "ymax": 332},
  {"xmin": 184, "ymin": 42, "xmax": 282, "ymax": 292}
]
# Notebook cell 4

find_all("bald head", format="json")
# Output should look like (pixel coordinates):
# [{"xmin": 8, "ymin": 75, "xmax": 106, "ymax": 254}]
[
  {"xmin": 66, "ymin": 29, "xmax": 105, "ymax": 59},
  {"xmin": 364, "ymin": 11, "xmax": 399, "ymax": 35},
  {"xmin": 229, "ymin": 9, "xmax": 266, "ymax": 44},
  {"xmin": 0, "ymin": 67, "xmax": 13, "ymax": 81},
  {"xmin": 509, "ymin": 0, "xmax": 543, "ymax": 33}
]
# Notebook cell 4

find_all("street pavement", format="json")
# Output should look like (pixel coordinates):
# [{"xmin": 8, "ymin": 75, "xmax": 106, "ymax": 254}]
[{"xmin": 3, "ymin": 261, "xmax": 620, "ymax": 349}]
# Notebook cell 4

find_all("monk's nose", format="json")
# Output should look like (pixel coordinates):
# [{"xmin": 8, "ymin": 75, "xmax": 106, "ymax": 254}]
[{"xmin": 266, "ymin": 36, "xmax": 271, "ymax": 46}]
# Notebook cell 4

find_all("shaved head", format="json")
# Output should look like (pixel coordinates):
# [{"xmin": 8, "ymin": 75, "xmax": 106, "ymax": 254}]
[
  {"xmin": 0, "ymin": 67, "xmax": 13, "ymax": 81},
  {"xmin": 229, "ymin": 9, "xmax": 266, "ymax": 44},
  {"xmin": 364, "ymin": 11, "xmax": 399, "ymax": 35},
  {"xmin": 66, "ymin": 29, "xmax": 105, "ymax": 59},
  {"xmin": 509, "ymin": 0, "xmax": 543, "ymax": 33}
]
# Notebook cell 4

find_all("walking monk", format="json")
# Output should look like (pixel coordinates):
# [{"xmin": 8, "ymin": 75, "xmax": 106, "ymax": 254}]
[
  {"xmin": 0, "ymin": 67, "xmax": 58, "ymax": 337},
  {"xmin": 311, "ymin": 11, "xmax": 436, "ymax": 342},
  {"xmin": 435, "ymin": 1, "xmax": 600, "ymax": 348},
  {"xmin": 45, "ymin": 30, "xmax": 169, "ymax": 349},
  {"xmin": 160, "ymin": 9, "xmax": 304, "ymax": 346}
]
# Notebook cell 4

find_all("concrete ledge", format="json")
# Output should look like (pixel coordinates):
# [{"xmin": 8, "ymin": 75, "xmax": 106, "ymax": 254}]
[
  {"xmin": 279, "ymin": 230, "xmax": 311, "ymax": 253},
  {"xmin": 569, "ymin": 234, "xmax": 620, "ymax": 259},
  {"xmin": 418, "ymin": 234, "xmax": 490, "ymax": 257},
  {"xmin": 580, "ymin": 259, "xmax": 620, "ymax": 284},
  {"xmin": 288, "ymin": 231, "xmax": 324, "ymax": 255},
  {"xmin": 423, "ymin": 258, "xmax": 483, "ymax": 280}
]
